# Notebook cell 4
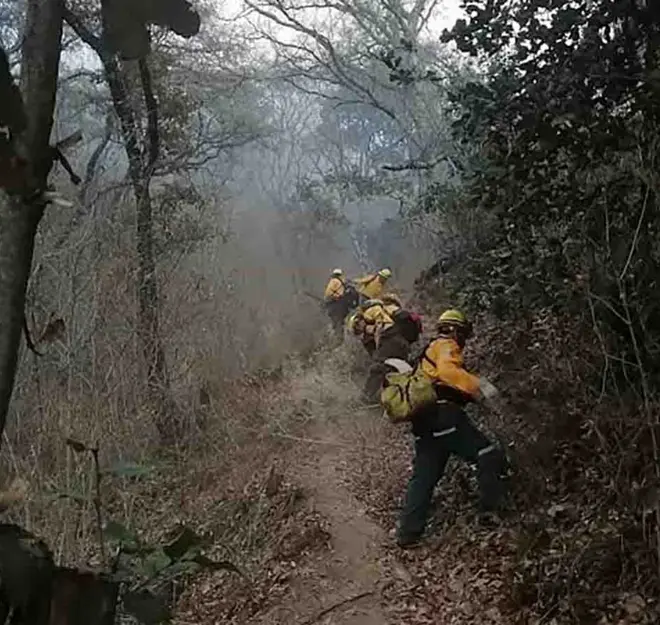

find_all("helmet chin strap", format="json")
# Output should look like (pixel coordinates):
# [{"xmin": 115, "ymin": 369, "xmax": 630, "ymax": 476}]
[{"xmin": 437, "ymin": 324, "xmax": 468, "ymax": 347}]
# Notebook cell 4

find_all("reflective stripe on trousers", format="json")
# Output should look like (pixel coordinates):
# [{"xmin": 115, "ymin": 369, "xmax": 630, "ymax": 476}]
[
  {"xmin": 414, "ymin": 433, "xmax": 495, "ymax": 458},
  {"xmin": 413, "ymin": 427, "xmax": 457, "ymax": 441},
  {"xmin": 477, "ymin": 444, "xmax": 497, "ymax": 457}
]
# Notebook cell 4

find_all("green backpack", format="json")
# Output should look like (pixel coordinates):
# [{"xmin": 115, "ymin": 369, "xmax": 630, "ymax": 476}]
[{"xmin": 380, "ymin": 364, "xmax": 436, "ymax": 424}]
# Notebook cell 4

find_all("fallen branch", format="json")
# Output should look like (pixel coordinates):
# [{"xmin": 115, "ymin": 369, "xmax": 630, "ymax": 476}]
[
  {"xmin": 298, "ymin": 590, "xmax": 374, "ymax": 625},
  {"xmin": 247, "ymin": 427, "xmax": 368, "ymax": 450},
  {"xmin": 381, "ymin": 156, "xmax": 445, "ymax": 171},
  {"xmin": 301, "ymin": 290, "xmax": 324, "ymax": 303}
]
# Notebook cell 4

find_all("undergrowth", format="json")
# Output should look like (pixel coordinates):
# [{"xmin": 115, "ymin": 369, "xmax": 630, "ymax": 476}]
[{"xmin": 0, "ymin": 350, "xmax": 336, "ymax": 622}]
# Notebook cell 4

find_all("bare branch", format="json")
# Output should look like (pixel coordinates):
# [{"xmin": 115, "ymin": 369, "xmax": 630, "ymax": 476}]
[
  {"xmin": 382, "ymin": 156, "xmax": 444, "ymax": 171},
  {"xmin": 139, "ymin": 57, "xmax": 160, "ymax": 172},
  {"xmin": 244, "ymin": 0, "xmax": 398, "ymax": 119}
]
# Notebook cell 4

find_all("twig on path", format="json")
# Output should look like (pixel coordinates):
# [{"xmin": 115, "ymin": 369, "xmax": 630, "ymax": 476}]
[
  {"xmin": 270, "ymin": 431, "xmax": 354, "ymax": 448},
  {"xmin": 270, "ymin": 430, "xmax": 384, "ymax": 453},
  {"xmin": 241, "ymin": 427, "xmax": 354, "ymax": 448},
  {"xmin": 302, "ymin": 290, "xmax": 324, "ymax": 303},
  {"xmin": 236, "ymin": 425, "xmax": 381, "ymax": 451},
  {"xmin": 298, "ymin": 590, "xmax": 374, "ymax": 625}
]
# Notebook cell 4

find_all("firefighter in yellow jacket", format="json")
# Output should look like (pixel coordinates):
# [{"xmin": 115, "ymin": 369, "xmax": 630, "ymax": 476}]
[
  {"xmin": 360, "ymin": 298, "xmax": 411, "ymax": 402},
  {"xmin": 324, "ymin": 268, "xmax": 345, "ymax": 300},
  {"xmin": 348, "ymin": 299, "xmax": 385, "ymax": 356},
  {"xmin": 396, "ymin": 309, "xmax": 507, "ymax": 548},
  {"xmin": 323, "ymin": 268, "xmax": 357, "ymax": 335},
  {"xmin": 354, "ymin": 268, "xmax": 392, "ymax": 300},
  {"xmin": 350, "ymin": 294, "xmax": 400, "ymax": 343}
]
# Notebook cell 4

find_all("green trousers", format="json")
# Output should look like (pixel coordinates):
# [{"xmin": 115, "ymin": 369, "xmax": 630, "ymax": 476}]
[
  {"xmin": 325, "ymin": 299, "xmax": 350, "ymax": 334},
  {"xmin": 397, "ymin": 403, "xmax": 507, "ymax": 542}
]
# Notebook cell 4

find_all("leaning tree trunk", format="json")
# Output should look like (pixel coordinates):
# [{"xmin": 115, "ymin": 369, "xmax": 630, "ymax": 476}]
[{"xmin": 0, "ymin": 0, "xmax": 64, "ymax": 441}]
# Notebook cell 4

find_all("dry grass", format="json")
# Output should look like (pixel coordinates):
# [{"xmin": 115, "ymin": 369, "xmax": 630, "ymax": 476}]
[
  {"xmin": 1, "ymin": 355, "xmax": 336, "ymax": 622},
  {"xmin": 0, "ymin": 310, "xmax": 369, "ymax": 622}
]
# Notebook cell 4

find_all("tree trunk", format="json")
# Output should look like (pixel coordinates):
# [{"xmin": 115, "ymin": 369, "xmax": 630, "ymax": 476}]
[
  {"xmin": 97, "ymin": 49, "xmax": 174, "ymax": 439},
  {"xmin": 0, "ymin": 0, "xmax": 64, "ymax": 441},
  {"xmin": 135, "ymin": 179, "xmax": 176, "ymax": 439},
  {"xmin": 0, "ymin": 199, "xmax": 42, "ymax": 438}
]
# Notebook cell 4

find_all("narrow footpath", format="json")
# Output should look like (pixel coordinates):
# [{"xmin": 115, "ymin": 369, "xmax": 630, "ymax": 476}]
[{"xmin": 254, "ymin": 412, "xmax": 411, "ymax": 625}]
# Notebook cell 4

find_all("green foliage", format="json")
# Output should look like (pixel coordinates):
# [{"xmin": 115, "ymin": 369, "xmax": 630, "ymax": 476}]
[
  {"xmin": 433, "ymin": 0, "xmax": 660, "ymax": 380},
  {"xmin": 103, "ymin": 461, "xmax": 154, "ymax": 479},
  {"xmin": 104, "ymin": 520, "xmax": 141, "ymax": 554},
  {"xmin": 58, "ymin": 438, "xmax": 239, "ymax": 625},
  {"xmin": 162, "ymin": 525, "xmax": 200, "ymax": 560},
  {"xmin": 420, "ymin": 8, "xmax": 660, "ymax": 615},
  {"xmin": 107, "ymin": 521, "xmax": 241, "ymax": 624}
]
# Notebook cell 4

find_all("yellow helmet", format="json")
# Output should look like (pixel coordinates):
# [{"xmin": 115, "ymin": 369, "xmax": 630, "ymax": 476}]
[
  {"xmin": 437, "ymin": 309, "xmax": 468, "ymax": 326},
  {"xmin": 382, "ymin": 292, "xmax": 402, "ymax": 307},
  {"xmin": 331, "ymin": 268, "xmax": 343, "ymax": 276},
  {"xmin": 378, "ymin": 268, "xmax": 392, "ymax": 279},
  {"xmin": 437, "ymin": 309, "xmax": 473, "ymax": 340}
]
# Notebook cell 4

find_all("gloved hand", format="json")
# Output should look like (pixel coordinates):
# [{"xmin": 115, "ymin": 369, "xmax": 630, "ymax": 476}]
[{"xmin": 479, "ymin": 376, "xmax": 499, "ymax": 400}]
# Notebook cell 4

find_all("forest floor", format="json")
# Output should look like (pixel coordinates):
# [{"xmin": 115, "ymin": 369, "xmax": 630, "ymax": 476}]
[
  {"xmin": 176, "ymin": 338, "xmax": 660, "ymax": 625},
  {"xmin": 248, "ymin": 404, "xmax": 513, "ymax": 625}
]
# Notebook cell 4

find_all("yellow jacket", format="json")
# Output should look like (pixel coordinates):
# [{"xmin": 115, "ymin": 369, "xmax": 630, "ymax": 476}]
[
  {"xmin": 324, "ymin": 276, "xmax": 346, "ymax": 300},
  {"xmin": 362, "ymin": 301, "xmax": 394, "ymax": 344},
  {"xmin": 420, "ymin": 337, "xmax": 480, "ymax": 400},
  {"xmin": 384, "ymin": 302, "xmax": 400, "ymax": 317},
  {"xmin": 355, "ymin": 273, "xmax": 386, "ymax": 299}
]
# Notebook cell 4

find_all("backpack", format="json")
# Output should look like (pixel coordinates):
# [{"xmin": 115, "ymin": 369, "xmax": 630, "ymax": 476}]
[
  {"xmin": 380, "ymin": 365, "xmax": 436, "ymax": 424},
  {"xmin": 392, "ymin": 309, "xmax": 423, "ymax": 343},
  {"xmin": 346, "ymin": 310, "xmax": 365, "ymax": 335},
  {"xmin": 348, "ymin": 299, "xmax": 381, "ymax": 336},
  {"xmin": 341, "ymin": 283, "xmax": 360, "ymax": 310}
]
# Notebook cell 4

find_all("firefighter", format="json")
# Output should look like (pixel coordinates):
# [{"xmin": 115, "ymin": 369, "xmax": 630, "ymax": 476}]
[
  {"xmin": 396, "ymin": 309, "xmax": 507, "ymax": 548},
  {"xmin": 323, "ymin": 268, "xmax": 357, "ymax": 336},
  {"xmin": 354, "ymin": 268, "xmax": 392, "ymax": 300},
  {"xmin": 360, "ymin": 299, "xmax": 411, "ymax": 402},
  {"xmin": 348, "ymin": 299, "xmax": 383, "ymax": 357}
]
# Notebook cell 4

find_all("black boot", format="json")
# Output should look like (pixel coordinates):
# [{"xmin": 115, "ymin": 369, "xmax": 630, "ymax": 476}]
[
  {"xmin": 476, "ymin": 445, "xmax": 508, "ymax": 514},
  {"xmin": 396, "ymin": 532, "xmax": 423, "ymax": 549}
]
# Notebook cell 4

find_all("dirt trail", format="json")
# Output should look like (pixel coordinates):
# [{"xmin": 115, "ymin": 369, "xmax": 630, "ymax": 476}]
[{"xmin": 255, "ymin": 412, "xmax": 409, "ymax": 625}]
